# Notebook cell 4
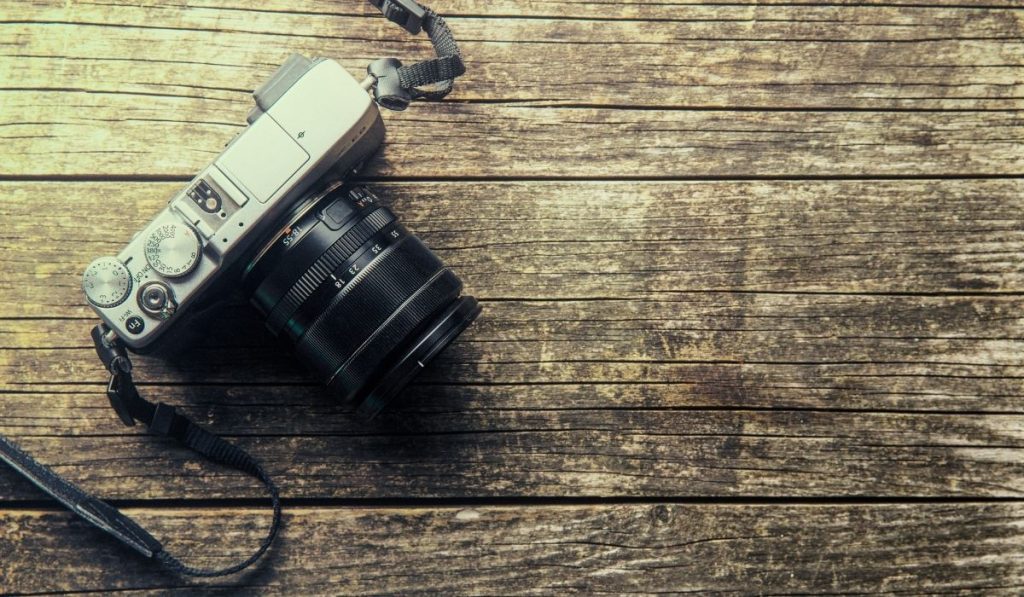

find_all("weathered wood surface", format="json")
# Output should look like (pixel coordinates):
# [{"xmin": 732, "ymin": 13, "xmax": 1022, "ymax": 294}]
[
  {"xmin": 1, "ymin": 180, "xmax": 1023, "ymax": 312},
  {"xmin": 0, "ymin": 180, "xmax": 1021, "ymax": 502},
  {"xmin": 2, "ymin": 398, "xmax": 1024, "ymax": 500},
  {"xmin": 5, "ymin": 94, "xmax": 1021, "ymax": 178},
  {"xmin": 3, "ymin": 1, "xmax": 1024, "ymax": 178},
  {"xmin": 4, "ymin": 504, "xmax": 1024, "ymax": 594},
  {"xmin": 1, "ymin": 0, "xmax": 1022, "ymax": 593},
  {"xmin": 6, "ymin": 3, "xmax": 1024, "ymax": 110}
]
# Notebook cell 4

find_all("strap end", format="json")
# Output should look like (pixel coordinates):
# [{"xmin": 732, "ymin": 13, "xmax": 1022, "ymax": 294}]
[
  {"xmin": 76, "ymin": 498, "xmax": 164, "ymax": 559},
  {"xmin": 369, "ymin": 0, "xmax": 425, "ymax": 34}
]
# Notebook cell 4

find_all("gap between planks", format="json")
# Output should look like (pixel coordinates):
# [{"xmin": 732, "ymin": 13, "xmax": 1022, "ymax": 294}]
[{"xmin": 4, "ymin": 495, "xmax": 1024, "ymax": 512}]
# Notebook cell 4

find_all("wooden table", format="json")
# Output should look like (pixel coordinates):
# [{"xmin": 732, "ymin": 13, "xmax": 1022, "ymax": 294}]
[{"xmin": 1, "ymin": 1, "xmax": 1022, "ymax": 593}]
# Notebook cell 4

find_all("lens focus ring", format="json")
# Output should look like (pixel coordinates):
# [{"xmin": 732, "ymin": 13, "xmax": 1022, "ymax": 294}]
[
  {"xmin": 327, "ymin": 268, "xmax": 463, "ymax": 402},
  {"xmin": 295, "ymin": 234, "xmax": 457, "ymax": 385}
]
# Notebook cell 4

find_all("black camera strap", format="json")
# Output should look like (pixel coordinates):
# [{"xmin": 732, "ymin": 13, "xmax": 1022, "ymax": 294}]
[
  {"xmin": 0, "ymin": 323, "xmax": 282, "ymax": 578},
  {"xmin": 364, "ymin": 0, "xmax": 466, "ymax": 110}
]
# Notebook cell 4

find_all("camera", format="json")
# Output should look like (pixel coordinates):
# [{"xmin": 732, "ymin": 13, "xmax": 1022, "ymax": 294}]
[{"xmin": 82, "ymin": 54, "xmax": 480, "ymax": 418}]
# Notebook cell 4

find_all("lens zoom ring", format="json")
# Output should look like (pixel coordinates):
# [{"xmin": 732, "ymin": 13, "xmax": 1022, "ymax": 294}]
[
  {"xmin": 296, "ymin": 236, "xmax": 450, "ymax": 383},
  {"xmin": 266, "ymin": 208, "xmax": 394, "ymax": 334},
  {"xmin": 328, "ymin": 270, "xmax": 461, "ymax": 402}
]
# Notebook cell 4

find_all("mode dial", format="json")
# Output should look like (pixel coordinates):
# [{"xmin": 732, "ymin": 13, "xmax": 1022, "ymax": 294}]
[
  {"xmin": 145, "ymin": 222, "xmax": 202, "ymax": 278},
  {"xmin": 83, "ymin": 257, "xmax": 133, "ymax": 308}
]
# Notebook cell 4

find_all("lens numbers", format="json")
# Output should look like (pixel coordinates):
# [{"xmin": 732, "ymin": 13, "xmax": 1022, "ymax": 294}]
[{"xmin": 328, "ymin": 224, "xmax": 406, "ymax": 296}]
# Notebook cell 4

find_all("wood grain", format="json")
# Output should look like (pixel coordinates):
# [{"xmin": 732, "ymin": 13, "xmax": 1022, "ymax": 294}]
[
  {"xmin": 4, "ymin": 5, "xmax": 1022, "ymax": 110},
  {"xmin": 3, "ymin": 93, "xmax": 1021, "ymax": 178},
  {"xmin": 3, "ymin": 291, "xmax": 1024, "ymax": 402},
  {"xmin": 9, "ymin": 0, "xmax": 1022, "ymax": 21},
  {"xmin": 4, "ymin": 291, "xmax": 1024, "ymax": 379},
  {"xmin": 1, "ymin": 399, "xmax": 1022, "ymax": 500},
  {"xmin": 1, "ymin": 180, "xmax": 1022, "ymax": 318},
  {"xmin": 1, "ymin": 0, "xmax": 1021, "ymax": 592},
  {"xmin": 3, "ymin": 503, "xmax": 1023, "ymax": 594}
]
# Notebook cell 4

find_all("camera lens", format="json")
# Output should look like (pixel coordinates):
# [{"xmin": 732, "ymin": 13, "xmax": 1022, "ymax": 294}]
[{"xmin": 242, "ymin": 184, "xmax": 480, "ymax": 418}]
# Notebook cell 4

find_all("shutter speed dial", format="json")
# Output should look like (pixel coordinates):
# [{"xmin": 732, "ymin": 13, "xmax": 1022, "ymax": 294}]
[
  {"xmin": 83, "ymin": 257, "xmax": 133, "ymax": 308},
  {"xmin": 145, "ymin": 222, "xmax": 202, "ymax": 278}
]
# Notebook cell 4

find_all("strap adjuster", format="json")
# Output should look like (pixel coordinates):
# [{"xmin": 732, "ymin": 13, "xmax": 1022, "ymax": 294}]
[
  {"xmin": 369, "ymin": 0, "xmax": 426, "ymax": 35},
  {"xmin": 150, "ymin": 403, "xmax": 177, "ymax": 436},
  {"xmin": 106, "ymin": 373, "xmax": 137, "ymax": 427}
]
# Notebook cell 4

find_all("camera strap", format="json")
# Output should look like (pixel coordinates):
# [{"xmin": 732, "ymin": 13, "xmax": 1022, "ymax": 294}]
[
  {"xmin": 364, "ymin": 0, "xmax": 465, "ymax": 110},
  {"xmin": 0, "ymin": 323, "xmax": 281, "ymax": 578}
]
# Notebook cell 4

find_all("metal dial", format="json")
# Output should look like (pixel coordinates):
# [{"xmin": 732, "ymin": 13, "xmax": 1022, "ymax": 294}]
[
  {"xmin": 83, "ymin": 257, "xmax": 133, "ymax": 308},
  {"xmin": 144, "ymin": 222, "xmax": 202, "ymax": 278}
]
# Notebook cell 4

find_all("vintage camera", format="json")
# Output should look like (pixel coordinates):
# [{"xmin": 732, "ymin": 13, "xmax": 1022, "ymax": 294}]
[{"xmin": 82, "ymin": 54, "xmax": 480, "ymax": 418}]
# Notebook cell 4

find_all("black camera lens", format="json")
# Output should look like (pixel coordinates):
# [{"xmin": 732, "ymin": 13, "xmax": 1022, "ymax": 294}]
[{"xmin": 242, "ymin": 184, "xmax": 480, "ymax": 419}]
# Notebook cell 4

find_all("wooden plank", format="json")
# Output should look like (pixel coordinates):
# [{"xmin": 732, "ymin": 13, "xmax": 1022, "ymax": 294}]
[
  {"xmin": 1, "ymin": 386, "xmax": 1022, "ymax": 499},
  {"xmin": 3, "ymin": 92, "xmax": 1019, "ymax": 177},
  {"xmin": 0, "ymin": 180, "xmax": 1022, "ymax": 318},
  {"xmin": 2, "ymin": 290, "xmax": 1024, "ymax": 398},
  {"xmin": 3, "ymin": 7, "xmax": 1022, "ymax": 110},
  {"xmin": 3, "ymin": 355, "xmax": 1024, "ymax": 416},
  {"xmin": 2, "ymin": 503, "xmax": 1023, "ymax": 593},
  {"xmin": 8, "ymin": 0, "xmax": 1021, "ymax": 21}
]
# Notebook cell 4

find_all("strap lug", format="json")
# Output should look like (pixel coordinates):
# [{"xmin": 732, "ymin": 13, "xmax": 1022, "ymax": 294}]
[{"xmin": 367, "ymin": 57, "xmax": 412, "ymax": 111}]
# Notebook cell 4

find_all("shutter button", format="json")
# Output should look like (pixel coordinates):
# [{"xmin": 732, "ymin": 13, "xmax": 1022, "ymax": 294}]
[{"xmin": 138, "ymin": 282, "xmax": 177, "ymax": 320}]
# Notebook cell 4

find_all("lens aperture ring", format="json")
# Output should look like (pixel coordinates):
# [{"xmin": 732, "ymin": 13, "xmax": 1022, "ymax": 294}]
[{"xmin": 265, "ymin": 207, "xmax": 395, "ymax": 335}]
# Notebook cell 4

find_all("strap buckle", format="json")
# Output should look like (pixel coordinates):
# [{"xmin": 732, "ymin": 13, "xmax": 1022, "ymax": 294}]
[
  {"xmin": 369, "ymin": 0, "xmax": 425, "ymax": 35},
  {"xmin": 106, "ymin": 370, "xmax": 137, "ymax": 427}
]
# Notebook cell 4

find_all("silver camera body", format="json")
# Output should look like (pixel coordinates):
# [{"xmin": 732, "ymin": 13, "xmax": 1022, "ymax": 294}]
[{"xmin": 82, "ymin": 55, "xmax": 385, "ymax": 351}]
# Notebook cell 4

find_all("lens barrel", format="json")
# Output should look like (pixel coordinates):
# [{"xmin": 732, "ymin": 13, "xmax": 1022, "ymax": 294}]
[{"xmin": 243, "ymin": 184, "xmax": 480, "ymax": 418}]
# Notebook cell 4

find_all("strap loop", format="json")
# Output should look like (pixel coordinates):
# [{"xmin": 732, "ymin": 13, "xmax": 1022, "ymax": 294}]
[
  {"xmin": 366, "ymin": 0, "xmax": 465, "ymax": 109},
  {"xmin": 367, "ymin": 57, "xmax": 411, "ymax": 111}
]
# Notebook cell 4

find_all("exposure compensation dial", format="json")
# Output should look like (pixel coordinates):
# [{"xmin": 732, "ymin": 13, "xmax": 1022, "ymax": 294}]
[
  {"xmin": 145, "ymin": 222, "xmax": 202, "ymax": 278},
  {"xmin": 83, "ymin": 257, "xmax": 133, "ymax": 308}
]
